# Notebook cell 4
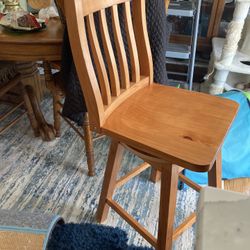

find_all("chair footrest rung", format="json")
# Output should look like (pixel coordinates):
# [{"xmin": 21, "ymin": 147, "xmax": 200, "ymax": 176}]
[
  {"xmin": 173, "ymin": 212, "xmax": 196, "ymax": 240},
  {"xmin": 0, "ymin": 111, "xmax": 26, "ymax": 135},
  {"xmin": 179, "ymin": 173, "xmax": 202, "ymax": 192},
  {"xmin": 116, "ymin": 162, "xmax": 151, "ymax": 188},
  {"xmin": 93, "ymin": 134, "xmax": 106, "ymax": 141},
  {"xmin": 106, "ymin": 198, "xmax": 157, "ymax": 248},
  {"xmin": 60, "ymin": 112, "xmax": 104, "ymax": 143},
  {"xmin": 0, "ymin": 74, "xmax": 20, "ymax": 97},
  {"xmin": 0, "ymin": 101, "xmax": 24, "ymax": 122},
  {"xmin": 60, "ymin": 112, "xmax": 86, "ymax": 141},
  {"xmin": 107, "ymin": 199, "xmax": 196, "ymax": 246}
]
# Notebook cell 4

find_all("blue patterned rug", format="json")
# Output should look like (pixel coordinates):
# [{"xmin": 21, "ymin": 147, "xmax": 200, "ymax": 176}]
[{"xmin": 0, "ymin": 96, "xmax": 198, "ymax": 249}]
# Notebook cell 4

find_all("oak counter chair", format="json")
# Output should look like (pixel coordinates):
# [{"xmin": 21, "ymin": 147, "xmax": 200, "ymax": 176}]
[{"xmin": 65, "ymin": 0, "xmax": 239, "ymax": 249}]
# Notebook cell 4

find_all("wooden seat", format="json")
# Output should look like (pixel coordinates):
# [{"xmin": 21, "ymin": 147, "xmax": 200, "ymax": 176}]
[
  {"xmin": 65, "ymin": 0, "xmax": 239, "ymax": 249},
  {"xmin": 103, "ymin": 83, "xmax": 237, "ymax": 171}
]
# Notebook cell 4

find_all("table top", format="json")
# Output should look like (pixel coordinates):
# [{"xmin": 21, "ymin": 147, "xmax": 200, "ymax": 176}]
[{"xmin": 0, "ymin": 18, "xmax": 64, "ymax": 61}]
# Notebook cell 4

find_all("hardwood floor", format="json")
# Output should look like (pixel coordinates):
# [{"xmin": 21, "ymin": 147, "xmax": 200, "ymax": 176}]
[{"xmin": 224, "ymin": 178, "xmax": 250, "ymax": 194}]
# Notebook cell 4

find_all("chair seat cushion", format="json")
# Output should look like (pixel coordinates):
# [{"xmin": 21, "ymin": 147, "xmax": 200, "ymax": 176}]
[
  {"xmin": 0, "ymin": 61, "xmax": 17, "ymax": 86},
  {"xmin": 102, "ymin": 84, "xmax": 239, "ymax": 171}
]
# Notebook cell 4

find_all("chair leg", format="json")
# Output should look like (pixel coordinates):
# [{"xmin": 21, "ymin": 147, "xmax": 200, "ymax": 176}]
[
  {"xmin": 21, "ymin": 84, "xmax": 40, "ymax": 137},
  {"xmin": 96, "ymin": 140, "xmax": 124, "ymax": 223},
  {"xmin": 53, "ymin": 90, "xmax": 62, "ymax": 137},
  {"xmin": 158, "ymin": 164, "xmax": 179, "ymax": 250},
  {"xmin": 83, "ymin": 113, "xmax": 95, "ymax": 176},
  {"xmin": 208, "ymin": 150, "xmax": 222, "ymax": 188},
  {"xmin": 150, "ymin": 168, "xmax": 161, "ymax": 183}
]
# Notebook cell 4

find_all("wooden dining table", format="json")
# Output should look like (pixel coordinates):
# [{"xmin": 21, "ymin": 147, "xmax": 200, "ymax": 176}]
[{"xmin": 0, "ymin": 18, "xmax": 64, "ymax": 141}]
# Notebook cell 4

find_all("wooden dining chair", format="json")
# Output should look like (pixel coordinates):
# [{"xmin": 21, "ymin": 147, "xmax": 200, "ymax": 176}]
[
  {"xmin": 65, "ymin": 0, "xmax": 239, "ymax": 249},
  {"xmin": 42, "ymin": 0, "xmax": 105, "ymax": 176},
  {"xmin": 43, "ymin": 60, "xmax": 99, "ymax": 176},
  {"xmin": 0, "ymin": 62, "xmax": 38, "ymax": 136}
]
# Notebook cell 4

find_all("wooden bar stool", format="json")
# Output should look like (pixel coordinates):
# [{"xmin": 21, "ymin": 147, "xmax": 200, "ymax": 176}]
[
  {"xmin": 0, "ymin": 61, "xmax": 38, "ymax": 136},
  {"xmin": 65, "ymin": 0, "xmax": 239, "ymax": 249}
]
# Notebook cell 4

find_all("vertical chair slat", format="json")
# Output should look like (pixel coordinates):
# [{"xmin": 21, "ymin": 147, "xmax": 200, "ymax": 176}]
[
  {"xmin": 111, "ymin": 5, "xmax": 130, "ymax": 89},
  {"xmin": 124, "ymin": 1, "xmax": 140, "ymax": 83},
  {"xmin": 99, "ymin": 9, "xmax": 121, "ymax": 97},
  {"xmin": 132, "ymin": 0, "xmax": 153, "ymax": 83},
  {"xmin": 86, "ymin": 14, "xmax": 112, "ymax": 105}
]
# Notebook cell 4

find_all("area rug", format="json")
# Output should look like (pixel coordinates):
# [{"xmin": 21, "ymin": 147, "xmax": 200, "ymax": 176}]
[{"xmin": 0, "ymin": 96, "xmax": 198, "ymax": 249}]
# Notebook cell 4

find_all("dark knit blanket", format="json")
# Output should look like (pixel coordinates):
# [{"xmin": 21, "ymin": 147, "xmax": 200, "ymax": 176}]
[
  {"xmin": 61, "ymin": 0, "xmax": 170, "ymax": 126},
  {"xmin": 47, "ymin": 223, "xmax": 153, "ymax": 250}
]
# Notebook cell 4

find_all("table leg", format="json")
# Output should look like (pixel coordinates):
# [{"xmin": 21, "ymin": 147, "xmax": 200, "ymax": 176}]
[
  {"xmin": 21, "ymin": 84, "xmax": 40, "ymax": 137},
  {"xmin": 16, "ymin": 61, "xmax": 55, "ymax": 141},
  {"xmin": 43, "ymin": 61, "xmax": 62, "ymax": 138}
]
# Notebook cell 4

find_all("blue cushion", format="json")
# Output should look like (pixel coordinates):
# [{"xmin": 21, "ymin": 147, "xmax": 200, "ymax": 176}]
[{"xmin": 186, "ymin": 91, "xmax": 250, "ymax": 184}]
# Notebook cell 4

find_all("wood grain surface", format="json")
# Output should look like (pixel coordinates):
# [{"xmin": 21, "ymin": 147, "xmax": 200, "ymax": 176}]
[
  {"xmin": 28, "ymin": 0, "xmax": 52, "ymax": 10},
  {"xmin": 0, "ymin": 18, "xmax": 63, "ymax": 61},
  {"xmin": 103, "ymin": 84, "xmax": 238, "ymax": 171}
]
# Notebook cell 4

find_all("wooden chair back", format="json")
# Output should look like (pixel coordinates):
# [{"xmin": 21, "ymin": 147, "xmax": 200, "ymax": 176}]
[
  {"xmin": 165, "ymin": 0, "xmax": 170, "ymax": 12},
  {"xmin": 54, "ymin": 0, "xmax": 65, "ymax": 24},
  {"xmin": 65, "ymin": 0, "xmax": 153, "ymax": 131}
]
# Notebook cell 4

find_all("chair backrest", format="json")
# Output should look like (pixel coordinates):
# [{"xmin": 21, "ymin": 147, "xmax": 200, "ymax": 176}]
[
  {"xmin": 65, "ymin": 0, "xmax": 153, "ymax": 130},
  {"xmin": 165, "ymin": 0, "xmax": 170, "ymax": 12},
  {"xmin": 54, "ymin": 0, "xmax": 65, "ymax": 24}
]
